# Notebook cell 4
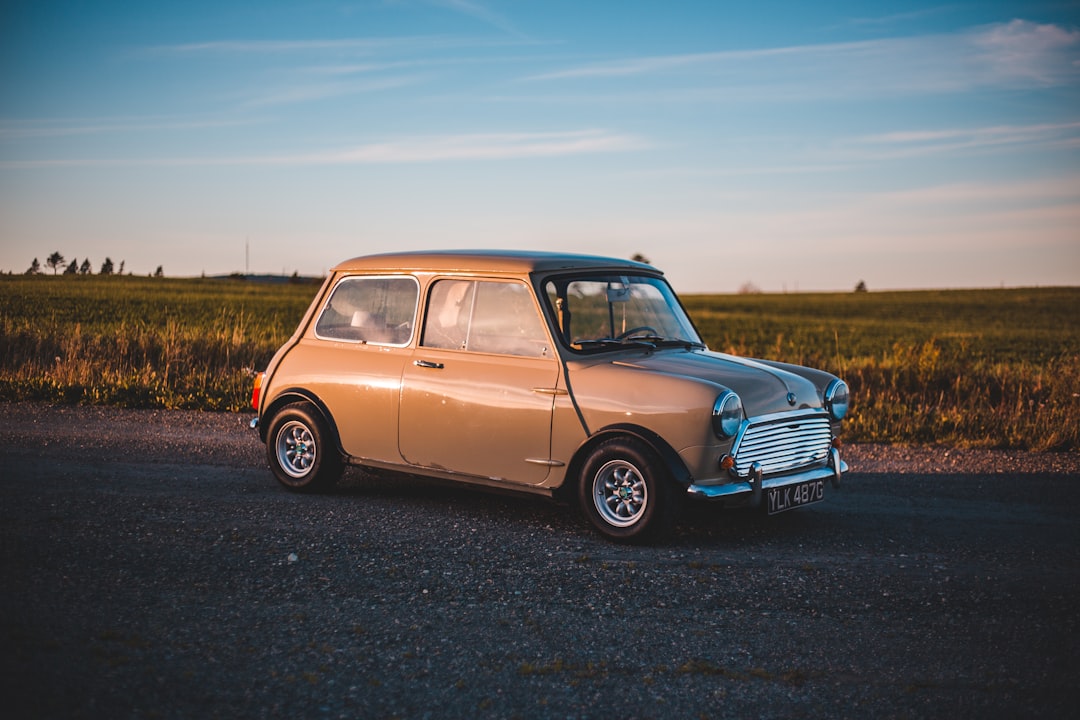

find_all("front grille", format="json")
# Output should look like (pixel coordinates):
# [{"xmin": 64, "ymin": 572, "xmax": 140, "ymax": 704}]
[{"xmin": 731, "ymin": 411, "xmax": 833, "ymax": 477}]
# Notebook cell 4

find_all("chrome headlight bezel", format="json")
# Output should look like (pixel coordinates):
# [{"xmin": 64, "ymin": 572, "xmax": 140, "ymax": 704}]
[
  {"xmin": 825, "ymin": 379, "xmax": 849, "ymax": 421},
  {"xmin": 712, "ymin": 391, "xmax": 743, "ymax": 438}
]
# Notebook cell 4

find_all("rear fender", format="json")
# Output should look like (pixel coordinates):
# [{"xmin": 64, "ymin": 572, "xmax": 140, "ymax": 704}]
[{"xmin": 260, "ymin": 389, "xmax": 343, "ymax": 456}]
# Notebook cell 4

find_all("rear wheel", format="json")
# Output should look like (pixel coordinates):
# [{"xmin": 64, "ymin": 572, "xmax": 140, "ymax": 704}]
[
  {"xmin": 578, "ymin": 437, "xmax": 678, "ymax": 542},
  {"xmin": 265, "ymin": 402, "xmax": 342, "ymax": 493}
]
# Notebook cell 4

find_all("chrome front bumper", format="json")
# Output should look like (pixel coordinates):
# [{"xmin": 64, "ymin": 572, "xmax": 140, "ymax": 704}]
[{"xmin": 686, "ymin": 448, "xmax": 846, "ymax": 505}]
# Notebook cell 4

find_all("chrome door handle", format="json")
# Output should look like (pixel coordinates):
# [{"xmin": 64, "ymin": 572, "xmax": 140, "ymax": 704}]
[{"xmin": 413, "ymin": 359, "xmax": 444, "ymax": 369}]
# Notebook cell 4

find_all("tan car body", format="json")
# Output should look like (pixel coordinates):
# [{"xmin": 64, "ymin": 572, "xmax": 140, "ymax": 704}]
[{"xmin": 254, "ymin": 250, "xmax": 848, "ymax": 538}]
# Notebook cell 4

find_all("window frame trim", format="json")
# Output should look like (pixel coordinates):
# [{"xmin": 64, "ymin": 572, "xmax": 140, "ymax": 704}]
[
  {"xmin": 419, "ymin": 275, "xmax": 556, "ymax": 359},
  {"xmin": 312, "ymin": 273, "xmax": 421, "ymax": 347}
]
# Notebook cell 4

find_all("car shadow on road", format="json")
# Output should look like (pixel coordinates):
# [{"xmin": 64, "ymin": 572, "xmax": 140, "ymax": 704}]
[{"xmin": 323, "ymin": 465, "xmax": 827, "ymax": 547}]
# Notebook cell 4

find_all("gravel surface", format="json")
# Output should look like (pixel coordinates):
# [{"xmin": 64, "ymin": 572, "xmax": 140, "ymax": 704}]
[{"xmin": 2, "ymin": 402, "xmax": 1078, "ymax": 719}]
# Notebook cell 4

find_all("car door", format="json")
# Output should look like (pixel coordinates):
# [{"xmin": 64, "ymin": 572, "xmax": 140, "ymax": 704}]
[{"xmin": 398, "ymin": 278, "xmax": 560, "ymax": 485}]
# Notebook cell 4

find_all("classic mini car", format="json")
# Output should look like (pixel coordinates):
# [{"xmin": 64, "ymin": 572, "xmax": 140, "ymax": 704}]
[{"xmin": 250, "ymin": 251, "xmax": 849, "ymax": 541}]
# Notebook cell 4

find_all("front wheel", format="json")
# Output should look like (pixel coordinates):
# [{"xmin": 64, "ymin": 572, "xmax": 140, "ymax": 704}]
[
  {"xmin": 265, "ymin": 402, "xmax": 342, "ymax": 493},
  {"xmin": 578, "ymin": 438, "xmax": 679, "ymax": 543}
]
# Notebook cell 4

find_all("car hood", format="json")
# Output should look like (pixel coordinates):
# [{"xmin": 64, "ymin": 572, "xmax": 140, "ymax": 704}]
[{"xmin": 602, "ymin": 349, "xmax": 823, "ymax": 417}]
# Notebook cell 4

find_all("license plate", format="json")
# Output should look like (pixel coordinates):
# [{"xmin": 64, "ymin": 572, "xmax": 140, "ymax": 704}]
[{"xmin": 766, "ymin": 479, "xmax": 825, "ymax": 515}]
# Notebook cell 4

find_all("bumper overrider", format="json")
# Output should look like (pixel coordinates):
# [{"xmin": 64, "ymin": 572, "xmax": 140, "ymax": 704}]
[{"xmin": 687, "ymin": 447, "xmax": 846, "ymax": 505}]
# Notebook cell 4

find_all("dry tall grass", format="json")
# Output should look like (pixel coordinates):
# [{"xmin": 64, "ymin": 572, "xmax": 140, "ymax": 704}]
[
  {"xmin": 0, "ymin": 276, "xmax": 316, "ymax": 410},
  {"xmin": 684, "ymin": 287, "xmax": 1080, "ymax": 451}
]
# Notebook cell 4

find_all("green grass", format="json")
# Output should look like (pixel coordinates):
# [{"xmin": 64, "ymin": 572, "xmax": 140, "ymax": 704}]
[{"xmin": 2, "ymin": 275, "xmax": 1077, "ymax": 451}]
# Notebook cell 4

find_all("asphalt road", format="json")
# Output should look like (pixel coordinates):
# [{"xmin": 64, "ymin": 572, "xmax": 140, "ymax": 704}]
[{"xmin": 2, "ymin": 403, "xmax": 1078, "ymax": 719}]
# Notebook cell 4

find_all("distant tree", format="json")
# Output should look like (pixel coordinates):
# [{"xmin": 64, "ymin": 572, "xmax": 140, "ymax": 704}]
[
  {"xmin": 46, "ymin": 251, "xmax": 65, "ymax": 274},
  {"xmin": 738, "ymin": 281, "xmax": 762, "ymax": 295},
  {"xmin": 154, "ymin": 265, "xmax": 164, "ymax": 278},
  {"xmin": 631, "ymin": 253, "xmax": 651, "ymax": 265},
  {"xmin": 79, "ymin": 259, "xmax": 92, "ymax": 275},
  {"xmin": 100, "ymin": 257, "xmax": 114, "ymax": 275},
  {"xmin": 26, "ymin": 258, "xmax": 41, "ymax": 275},
  {"xmin": 854, "ymin": 280, "xmax": 868, "ymax": 293},
  {"xmin": 64, "ymin": 258, "xmax": 79, "ymax": 275},
  {"xmin": 118, "ymin": 260, "xmax": 125, "ymax": 275}
]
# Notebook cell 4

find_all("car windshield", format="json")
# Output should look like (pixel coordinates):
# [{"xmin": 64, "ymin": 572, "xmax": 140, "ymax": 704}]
[{"xmin": 544, "ymin": 274, "xmax": 704, "ymax": 352}]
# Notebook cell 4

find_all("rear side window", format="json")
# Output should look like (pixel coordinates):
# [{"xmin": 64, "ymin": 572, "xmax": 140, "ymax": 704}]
[
  {"xmin": 315, "ymin": 276, "xmax": 419, "ymax": 345},
  {"xmin": 421, "ymin": 279, "xmax": 551, "ymax": 357}
]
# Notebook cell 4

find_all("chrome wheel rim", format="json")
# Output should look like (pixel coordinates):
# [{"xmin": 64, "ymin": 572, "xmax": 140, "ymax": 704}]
[
  {"xmin": 276, "ymin": 420, "xmax": 316, "ymax": 479},
  {"xmin": 593, "ymin": 459, "xmax": 647, "ymax": 528}
]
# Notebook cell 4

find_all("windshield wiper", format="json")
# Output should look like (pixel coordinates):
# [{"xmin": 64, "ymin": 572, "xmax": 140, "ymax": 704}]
[
  {"xmin": 575, "ymin": 335, "xmax": 705, "ymax": 351},
  {"xmin": 617, "ymin": 334, "xmax": 706, "ymax": 350},
  {"xmin": 576, "ymin": 338, "xmax": 635, "ymax": 347},
  {"xmin": 654, "ymin": 338, "xmax": 707, "ymax": 350},
  {"xmin": 574, "ymin": 337, "xmax": 654, "ymax": 350}
]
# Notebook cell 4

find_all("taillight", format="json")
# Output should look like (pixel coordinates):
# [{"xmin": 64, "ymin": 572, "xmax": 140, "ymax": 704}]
[{"xmin": 251, "ymin": 372, "xmax": 264, "ymax": 411}]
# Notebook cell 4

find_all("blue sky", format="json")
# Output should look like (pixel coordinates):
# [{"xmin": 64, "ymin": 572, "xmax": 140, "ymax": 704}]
[{"xmin": 1, "ymin": 0, "xmax": 1078, "ymax": 291}]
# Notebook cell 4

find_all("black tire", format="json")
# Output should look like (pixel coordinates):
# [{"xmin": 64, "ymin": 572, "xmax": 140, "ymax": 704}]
[
  {"xmin": 578, "ymin": 437, "xmax": 679, "ymax": 543},
  {"xmin": 265, "ymin": 402, "xmax": 342, "ymax": 493}
]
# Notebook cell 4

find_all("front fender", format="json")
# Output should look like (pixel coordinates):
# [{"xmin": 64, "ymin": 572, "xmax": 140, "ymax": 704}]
[
  {"xmin": 567, "ymin": 358, "xmax": 722, "ymax": 453},
  {"xmin": 563, "ymin": 423, "xmax": 693, "ymax": 501}
]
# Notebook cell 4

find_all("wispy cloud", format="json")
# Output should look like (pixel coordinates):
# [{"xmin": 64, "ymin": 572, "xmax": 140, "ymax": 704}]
[
  {"xmin": 303, "ymin": 60, "xmax": 427, "ymax": 76},
  {"xmin": 0, "ymin": 117, "xmax": 256, "ymax": 139},
  {"xmin": 971, "ymin": 19, "xmax": 1080, "ymax": 86},
  {"xmin": 301, "ymin": 53, "xmax": 536, "ymax": 76},
  {"xmin": 429, "ymin": 0, "xmax": 526, "ymax": 39},
  {"xmin": 848, "ymin": 121, "xmax": 1080, "ymax": 159},
  {"xmin": 525, "ymin": 47, "xmax": 814, "ymax": 81},
  {"xmin": 525, "ymin": 20, "xmax": 1080, "ymax": 94},
  {"xmin": 146, "ymin": 36, "xmax": 433, "ymax": 55},
  {"xmin": 319, "ymin": 129, "xmax": 645, "ymax": 162},
  {"xmin": 861, "ymin": 175, "xmax": 1080, "ymax": 209},
  {"xmin": 599, "ymin": 122, "xmax": 1080, "ymax": 181},
  {"xmin": 239, "ymin": 75, "xmax": 423, "ymax": 108},
  {"xmin": 844, "ymin": 5, "xmax": 960, "ymax": 29},
  {"xmin": 0, "ymin": 129, "xmax": 647, "ymax": 168},
  {"xmin": 144, "ymin": 33, "xmax": 532, "ymax": 57}
]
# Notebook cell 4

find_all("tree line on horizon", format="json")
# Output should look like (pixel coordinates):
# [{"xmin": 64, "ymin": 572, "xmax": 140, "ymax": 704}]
[{"xmin": 23, "ymin": 251, "xmax": 163, "ymax": 278}]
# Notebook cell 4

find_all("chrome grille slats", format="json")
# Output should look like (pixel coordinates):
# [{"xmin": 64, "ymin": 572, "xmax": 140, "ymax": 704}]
[{"xmin": 731, "ymin": 411, "xmax": 833, "ymax": 477}]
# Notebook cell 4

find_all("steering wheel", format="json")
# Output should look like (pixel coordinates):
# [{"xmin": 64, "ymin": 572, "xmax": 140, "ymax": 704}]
[{"xmin": 615, "ymin": 326, "xmax": 658, "ymax": 340}]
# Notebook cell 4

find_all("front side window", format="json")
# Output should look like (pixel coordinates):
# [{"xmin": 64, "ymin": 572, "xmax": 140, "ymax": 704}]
[
  {"xmin": 315, "ymin": 275, "xmax": 418, "ymax": 345},
  {"xmin": 544, "ymin": 274, "xmax": 703, "ymax": 352},
  {"xmin": 421, "ymin": 279, "xmax": 550, "ymax": 358}
]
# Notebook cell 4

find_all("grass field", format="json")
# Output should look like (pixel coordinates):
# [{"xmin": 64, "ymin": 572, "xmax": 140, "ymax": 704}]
[
  {"xmin": 681, "ymin": 289, "xmax": 1080, "ymax": 451},
  {"xmin": 0, "ymin": 275, "xmax": 319, "ymax": 411},
  {"xmin": 2, "ymin": 275, "xmax": 1077, "ymax": 451}
]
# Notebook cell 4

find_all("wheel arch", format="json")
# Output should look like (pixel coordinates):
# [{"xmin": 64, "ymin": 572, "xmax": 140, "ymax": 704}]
[
  {"xmin": 557, "ymin": 423, "xmax": 692, "ymax": 503},
  {"xmin": 260, "ymin": 388, "xmax": 344, "ymax": 456}
]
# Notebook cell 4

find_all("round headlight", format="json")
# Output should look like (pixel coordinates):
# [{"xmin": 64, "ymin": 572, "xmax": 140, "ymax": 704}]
[
  {"xmin": 712, "ymin": 391, "xmax": 743, "ymax": 438},
  {"xmin": 825, "ymin": 379, "xmax": 849, "ymax": 421}
]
